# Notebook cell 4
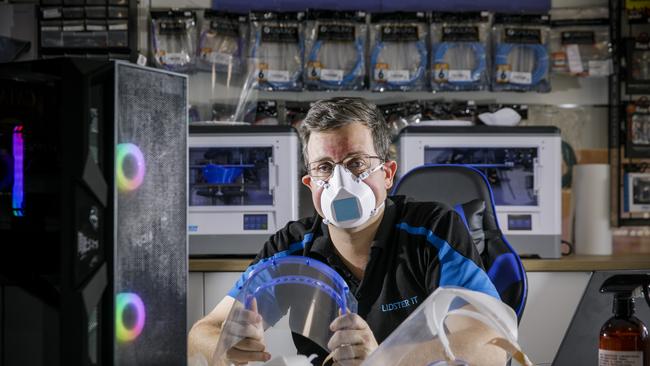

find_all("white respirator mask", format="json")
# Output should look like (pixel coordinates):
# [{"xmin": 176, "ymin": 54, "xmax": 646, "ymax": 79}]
[{"xmin": 316, "ymin": 163, "xmax": 385, "ymax": 229}]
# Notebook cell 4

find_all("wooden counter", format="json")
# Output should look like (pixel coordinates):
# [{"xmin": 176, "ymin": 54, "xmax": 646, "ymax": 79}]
[{"xmin": 189, "ymin": 254, "xmax": 650, "ymax": 272}]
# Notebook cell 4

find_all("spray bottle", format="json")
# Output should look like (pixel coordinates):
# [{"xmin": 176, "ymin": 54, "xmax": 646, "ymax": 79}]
[{"xmin": 599, "ymin": 274, "xmax": 650, "ymax": 366}]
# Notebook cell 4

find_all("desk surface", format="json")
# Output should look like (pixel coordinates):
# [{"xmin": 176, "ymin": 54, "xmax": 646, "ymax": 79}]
[{"xmin": 189, "ymin": 254, "xmax": 650, "ymax": 272}]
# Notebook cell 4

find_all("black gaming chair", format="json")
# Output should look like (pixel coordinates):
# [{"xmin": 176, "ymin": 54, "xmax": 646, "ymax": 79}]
[{"xmin": 391, "ymin": 164, "xmax": 527, "ymax": 321}]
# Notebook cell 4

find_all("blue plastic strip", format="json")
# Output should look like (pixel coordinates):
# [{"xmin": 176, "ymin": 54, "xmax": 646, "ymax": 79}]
[
  {"xmin": 245, "ymin": 274, "xmax": 349, "ymax": 314},
  {"xmin": 487, "ymin": 253, "xmax": 522, "ymax": 293},
  {"xmin": 395, "ymin": 222, "xmax": 500, "ymax": 300},
  {"xmin": 227, "ymin": 233, "xmax": 314, "ymax": 298},
  {"xmin": 623, "ymin": 174, "xmax": 630, "ymax": 212},
  {"xmin": 212, "ymin": 0, "xmax": 549, "ymax": 13},
  {"xmin": 453, "ymin": 203, "xmax": 469, "ymax": 231},
  {"xmin": 392, "ymin": 164, "xmax": 527, "ymax": 317}
]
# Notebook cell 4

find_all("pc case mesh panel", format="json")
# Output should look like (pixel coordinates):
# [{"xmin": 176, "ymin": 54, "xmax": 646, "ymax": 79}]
[{"xmin": 115, "ymin": 64, "xmax": 187, "ymax": 365}]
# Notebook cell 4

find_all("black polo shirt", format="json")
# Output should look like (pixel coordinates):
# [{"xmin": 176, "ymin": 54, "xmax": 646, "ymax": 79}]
[{"xmin": 227, "ymin": 195, "xmax": 498, "ymax": 360}]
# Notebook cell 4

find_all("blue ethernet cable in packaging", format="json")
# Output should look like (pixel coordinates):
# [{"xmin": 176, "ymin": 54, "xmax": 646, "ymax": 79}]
[
  {"xmin": 370, "ymin": 12, "xmax": 428, "ymax": 92},
  {"xmin": 431, "ymin": 12, "xmax": 491, "ymax": 92},
  {"xmin": 492, "ymin": 13, "xmax": 551, "ymax": 93},
  {"xmin": 304, "ymin": 10, "xmax": 367, "ymax": 91},
  {"xmin": 151, "ymin": 9, "xmax": 197, "ymax": 73},
  {"xmin": 197, "ymin": 10, "xmax": 248, "ymax": 74},
  {"xmin": 549, "ymin": 7, "xmax": 611, "ymax": 77},
  {"xmin": 249, "ymin": 11, "xmax": 305, "ymax": 91}
]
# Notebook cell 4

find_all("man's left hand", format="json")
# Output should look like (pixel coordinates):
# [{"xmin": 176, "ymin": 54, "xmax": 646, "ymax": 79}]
[{"xmin": 327, "ymin": 313, "xmax": 378, "ymax": 366}]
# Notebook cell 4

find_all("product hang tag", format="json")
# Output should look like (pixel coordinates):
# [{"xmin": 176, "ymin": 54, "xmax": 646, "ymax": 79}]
[
  {"xmin": 320, "ymin": 68, "xmax": 344, "ymax": 82},
  {"xmin": 566, "ymin": 44, "xmax": 584, "ymax": 74},
  {"xmin": 385, "ymin": 69, "xmax": 410, "ymax": 82},
  {"xmin": 161, "ymin": 52, "xmax": 190, "ymax": 65},
  {"xmin": 266, "ymin": 69, "xmax": 291, "ymax": 82},
  {"xmin": 434, "ymin": 64, "xmax": 449, "ymax": 82},
  {"xmin": 137, "ymin": 54, "xmax": 147, "ymax": 66},
  {"xmin": 509, "ymin": 71, "xmax": 533, "ymax": 85},
  {"xmin": 589, "ymin": 60, "xmax": 613, "ymax": 76},
  {"xmin": 448, "ymin": 69, "xmax": 472, "ymax": 82}
]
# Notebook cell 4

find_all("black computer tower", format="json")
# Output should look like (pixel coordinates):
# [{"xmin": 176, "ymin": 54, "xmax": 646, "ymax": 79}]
[{"xmin": 0, "ymin": 58, "xmax": 187, "ymax": 365}]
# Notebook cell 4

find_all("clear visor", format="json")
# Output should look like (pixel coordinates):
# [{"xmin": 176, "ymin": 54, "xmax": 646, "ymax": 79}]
[
  {"xmin": 361, "ymin": 287, "xmax": 525, "ymax": 366},
  {"xmin": 212, "ymin": 256, "xmax": 358, "ymax": 365}
]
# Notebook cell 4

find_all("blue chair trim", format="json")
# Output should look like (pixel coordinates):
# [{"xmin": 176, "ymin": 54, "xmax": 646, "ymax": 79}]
[
  {"xmin": 392, "ymin": 164, "xmax": 527, "ymax": 318},
  {"xmin": 395, "ymin": 222, "xmax": 500, "ymax": 300}
]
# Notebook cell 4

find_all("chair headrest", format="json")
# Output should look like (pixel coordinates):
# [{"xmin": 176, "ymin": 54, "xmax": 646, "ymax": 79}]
[{"xmin": 458, "ymin": 199, "xmax": 486, "ymax": 255}]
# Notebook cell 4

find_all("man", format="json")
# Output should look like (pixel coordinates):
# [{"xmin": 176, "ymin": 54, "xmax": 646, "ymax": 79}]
[{"xmin": 188, "ymin": 97, "xmax": 506, "ymax": 365}]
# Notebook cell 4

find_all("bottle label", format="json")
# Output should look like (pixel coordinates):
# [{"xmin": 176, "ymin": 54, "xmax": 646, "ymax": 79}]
[{"xmin": 599, "ymin": 349, "xmax": 643, "ymax": 366}]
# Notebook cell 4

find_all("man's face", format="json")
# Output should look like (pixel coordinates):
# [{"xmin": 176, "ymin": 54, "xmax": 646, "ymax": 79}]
[{"xmin": 301, "ymin": 123, "xmax": 398, "ymax": 230}]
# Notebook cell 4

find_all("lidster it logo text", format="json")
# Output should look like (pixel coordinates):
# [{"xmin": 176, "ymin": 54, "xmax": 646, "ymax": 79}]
[{"xmin": 380, "ymin": 296, "xmax": 419, "ymax": 312}]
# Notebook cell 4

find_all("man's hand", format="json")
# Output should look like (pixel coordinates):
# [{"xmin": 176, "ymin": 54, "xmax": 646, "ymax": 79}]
[
  {"xmin": 223, "ymin": 301, "xmax": 271, "ymax": 365},
  {"xmin": 327, "ymin": 313, "xmax": 378, "ymax": 366}
]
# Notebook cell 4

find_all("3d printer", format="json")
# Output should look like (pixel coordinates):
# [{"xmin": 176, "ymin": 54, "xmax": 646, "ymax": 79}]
[
  {"xmin": 188, "ymin": 125, "xmax": 300, "ymax": 255},
  {"xmin": 397, "ymin": 126, "xmax": 562, "ymax": 258}
]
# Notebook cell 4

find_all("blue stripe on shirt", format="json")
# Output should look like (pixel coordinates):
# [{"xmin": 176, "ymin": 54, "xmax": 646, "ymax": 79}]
[
  {"xmin": 227, "ymin": 233, "xmax": 315, "ymax": 298},
  {"xmin": 395, "ymin": 222, "xmax": 500, "ymax": 300}
]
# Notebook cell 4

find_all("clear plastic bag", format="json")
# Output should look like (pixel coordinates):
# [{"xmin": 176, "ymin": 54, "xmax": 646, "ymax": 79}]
[
  {"xmin": 304, "ymin": 11, "xmax": 367, "ymax": 91},
  {"xmin": 361, "ymin": 287, "xmax": 533, "ymax": 366},
  {"xmin": 549, "ymin": 7, "xmax": 611, "ymax": 77},
  {"xmin": 431, "ymin": 12, "xmax": 491, "ymax": 91},
  {"xmin": 197, "ymin": 11, "xmax": 247, "ymax": 74},
  {"xmin": 369, "ymin": 12, "xmax": 428, "ymax": 92},
  {"xmin": 492, "ymin": 13, "xmax": 551, "ymax": 93},
  {"xmin": 151, "ymin": 9, "xmax": 197, "ymax": 73},
  {"xmin": 249, "ymin": 12, "xmax": 304, "ymax": 91},
  {"xmin": 378, "ymin": 101, "xmax": 422, "ymax": 136}
]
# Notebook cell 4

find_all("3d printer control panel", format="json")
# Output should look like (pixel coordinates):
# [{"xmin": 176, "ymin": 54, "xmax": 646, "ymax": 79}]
[{"xmin": 243, "ymin": 214, "xmax": 268, "ymax": 230}]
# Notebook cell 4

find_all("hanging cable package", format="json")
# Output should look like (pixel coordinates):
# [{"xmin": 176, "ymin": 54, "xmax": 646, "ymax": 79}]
[
  {"xmin": 492, "ymin": 13, "xmax": 551, "ymax": 92},
  {"xmin": 626, "ymin": 98, "xmax": 650, "ymax": 158},
  {"xmin": 549, "ymin": 7, "xmax": 611, "ymax": 77},
  {"xmin": 626, "ymin": 31, "xmax": 650, "ymax": 95},
  {"xmin": 431, "ymin": 12, "xmax": 491, "ymax": 92},
  {"xmin": 304, "ymin": 10, "xmax": 367, "ymax": 91},
  {"xmin": 151, "ymin": 9, "xmax": 197, "ymax": 72},
  {"xmin": 378, "ymin": 101, "xmax": 422, "ymax": 136},
  {"xmin": 243, "ymin": 100, "xmax": 280, "ymax": 125},
  {"xmin": 421, "ymin": 99, "xmax": 477, "ymax": 125},
  {"xmin": 370, "ymin": 12, "xmax": 428, "ymax": 92},
  {"xmin": 285, "ymin": 101, "xmax": 311, "ymax": 128},
  {"xmin": 197, "ymin": 10, "xmax": 247, "ymax": 74},
  {"xmin": 249, "ymin": 11, "xmax": 304, "ymax": 91}
]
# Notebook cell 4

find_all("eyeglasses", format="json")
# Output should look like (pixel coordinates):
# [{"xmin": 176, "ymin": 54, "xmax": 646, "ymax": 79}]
[{"xmin": 307, "ymin": 153, "xmax": 384, "ymax": 181}]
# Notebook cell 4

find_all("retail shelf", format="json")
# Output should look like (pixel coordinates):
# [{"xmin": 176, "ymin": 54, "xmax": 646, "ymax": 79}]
[{"xmin": 187, "ymin": 72, "xmax": 609, "ymax": 107}]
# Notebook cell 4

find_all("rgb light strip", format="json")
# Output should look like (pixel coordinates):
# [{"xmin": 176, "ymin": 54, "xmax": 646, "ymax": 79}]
[
  {"xmin": 115, "ymin": 292, "xmax": 146, "ymax": 342},
  {"xmin": 116, "ymin": 143, "xmax": 145, "ymax": 192},
  {"xmin": 12, "ymin": 125, "xmax": 24, "ymax": 217}
]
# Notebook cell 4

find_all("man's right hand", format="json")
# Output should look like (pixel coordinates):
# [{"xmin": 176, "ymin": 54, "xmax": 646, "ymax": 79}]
[{"xmin": 223, "ymin": 302, "xmax": 271, "ymax": 365}]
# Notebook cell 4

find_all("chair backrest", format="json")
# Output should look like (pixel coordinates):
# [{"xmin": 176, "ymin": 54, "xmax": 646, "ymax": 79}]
[{"xmin": 391, "ymin": 164, "xmax": 527, "ymax": 320}]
